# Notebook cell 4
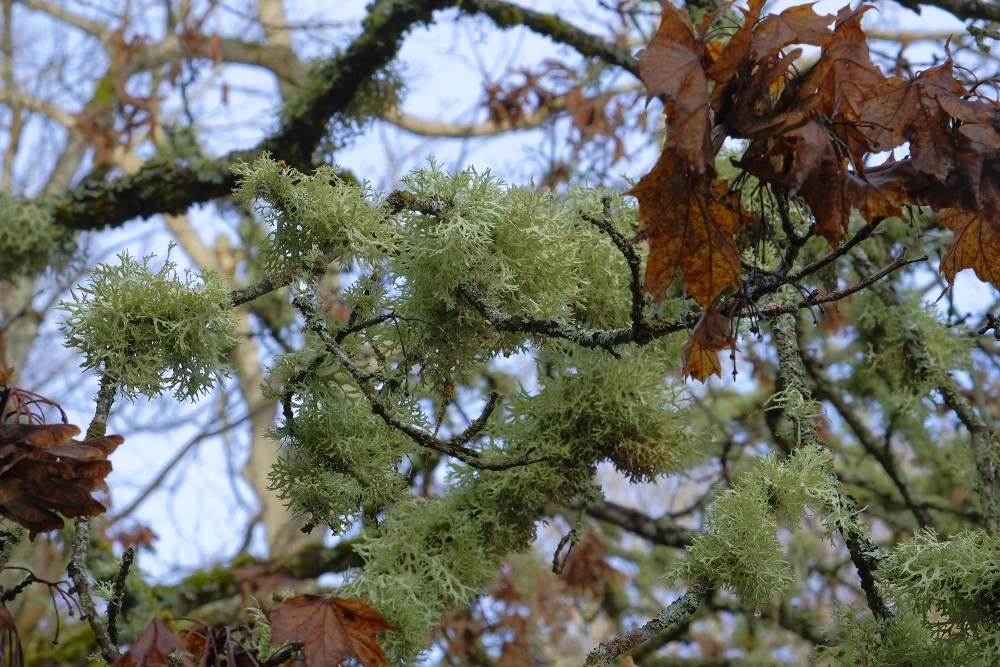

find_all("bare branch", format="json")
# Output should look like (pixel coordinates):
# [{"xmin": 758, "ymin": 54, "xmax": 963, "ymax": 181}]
[
  {"xmin": 462, "ymin": 0, "xmax": 639, "ymax": 78},
  {"xmin": 21, "ymin": 0, "xmax": 111, "ymax": 41}
]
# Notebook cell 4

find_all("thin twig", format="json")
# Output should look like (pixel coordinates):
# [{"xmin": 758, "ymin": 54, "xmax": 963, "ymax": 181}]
[
  {"xmin": 583, "ymin": 580, "xmax": 710, "ymax": 666},
  {"xmin": 582, "ymin": 196, "xmax": 646, "ymax": 329},
  {"xmin": 106, "ymin": 547, "xmax": 135, "ymax": 646},
  {"xmin": 748, "ymin": 250, "xmax": 926, "ymax": 319},
  {"xmin": 292, "ymin": 293, "xmax": 542, "ymax": 470},
  {"xmin": 68, "ymin": 519, "xmax": 119, "ymax": 663}
]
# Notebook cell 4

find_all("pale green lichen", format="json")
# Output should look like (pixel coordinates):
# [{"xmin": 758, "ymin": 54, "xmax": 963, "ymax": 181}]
[
  {"xmin": 59, "ymin": 250, "xmax": 237, "ymax": 401},
  {"xmin": 231, "ymin": 154, "xmax": 390, "ymax": 274},
  {"xmin": 671, "ymin": 446, "xmax": 845, "ymax": 609},
  {"xmin": 0, "ymin": 195, "xmax": 75, "ymax": 279}
]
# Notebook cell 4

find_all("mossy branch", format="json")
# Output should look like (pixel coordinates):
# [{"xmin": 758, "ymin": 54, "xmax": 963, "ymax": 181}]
[
  {"xmin": 893, "ymin": 0, "xmax": 1000, "ymax": 22},
  {"xmin": 771, "ymin": 311, "xmax": 892, "ymax": 622},
  {"xmin": 461, "ymin": 0, "xmax": 639, "ymax": 77},
  {"xmin": 68, "ymin": 519, "xmax": 119, "ymax": 663},
  {"xmin": 804, "ymin": 355, "xmax": 934, "ymax": 528},
  {"xmin": 859, "ymin": 256, "xmax": 1000, "ymax": 534},
  {"xmin": 67, "ymin": 369, "xmax": 123, "ymax": 663},
  {"xmin": 583, "ymin": 579, "xmax": 710, "ymax": 666},
  {"xmin": 53, "ymin": 0, "xmax": 457, "ymax": 232}
]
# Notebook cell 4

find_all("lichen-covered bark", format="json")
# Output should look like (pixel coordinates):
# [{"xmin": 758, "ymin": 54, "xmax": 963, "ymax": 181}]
[{"xmin": 52, "ymin": 0, "xmax": 457, "ymax": 232}]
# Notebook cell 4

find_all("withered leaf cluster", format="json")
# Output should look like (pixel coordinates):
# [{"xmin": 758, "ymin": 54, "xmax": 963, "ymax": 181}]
[
  {"xmin": 631, "ymin": 0, "xmax": 1000, "ymax": 379},
  {"xmin": 0, "ymin": 423, "xmax": 122, "ymax": 539}
]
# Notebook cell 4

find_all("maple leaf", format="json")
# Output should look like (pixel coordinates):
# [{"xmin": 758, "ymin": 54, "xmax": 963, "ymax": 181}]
[
  {"xmin": 737, "ymin": 120, "xmax": 849, "ymax": 243},
  {"xmin": 682, "ymin": 307, "xmax": 735, "ymax": 382},
  {"xmin": 748, "ymin": 2, "xmax": 836, "ymax": 58},
  {"xmin": 704, "ymin": 0, "xmax": 766, "ymax": 86},
  {"xmin": 636, "ymin": 0, "xmax": 713, "ymax": 172},
  {"xmin": 111, "ymin": 617, "xmax": 193, "ymax": 667},
  {"xmin": 939, "ymin": 208, "xmax": 1000, "ymax": 290},
  {"xmin": 844, "ymin": 171, "xmax": 906, "ymax": 223},
  {"xmin": 0, "ymin": 423, "xmax": 122, "ymax": 539},
  {"xmin": 630, "ymin": 149, "xmax": 751, "ymax": 306},
  {"xmin": 269, "ymin": 595, "xmax": 400, "ymax": 667}
]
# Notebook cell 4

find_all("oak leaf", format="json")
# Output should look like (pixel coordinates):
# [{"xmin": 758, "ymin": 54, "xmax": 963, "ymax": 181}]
[
  {"xmin": 630, "ymin": 150, "xmax": 751, "ymax": 306},
  {"xmin": 682, "ymin": 307, "xmax": 735, "ymax": 382},
  {"xmin": 269, "ymin": 595, "xmax": 400, "ymax": 667},
  {"xmin": 0, "ymin": 423, "xmax": 122, "ymax": 539},
  {"xmin": 111, "ymin": 617, "xmax": 193, "ymax": 667}
]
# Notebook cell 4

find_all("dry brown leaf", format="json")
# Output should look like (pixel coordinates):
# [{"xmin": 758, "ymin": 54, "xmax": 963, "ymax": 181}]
[
  {"xmin": 630, "ymin": 150, "xmax": 751, "ymax": 306},
  {"xmin": 269, "ymin": 595, "xmax": 399, "ymax": 667},
  {"xmin": 636, "ymin": 0, "xmax": 713, "ymax": 172},
  {"xmin": 682, "ymin": 307, "xmax": 735, "ymax": 382},
  {"xmin": 111, "ymin": 617, "xmax": 192, "ymax": 667},
  {"xmin": 939, "ymin": 208, "xmax": 1000, "ymax": 289},
  {"xmin": 0, "ymin": 423, "xmax": 123, "ymax": 539}
]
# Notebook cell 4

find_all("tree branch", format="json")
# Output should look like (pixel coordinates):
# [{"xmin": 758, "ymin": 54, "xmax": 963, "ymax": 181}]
[
  {"xmin": 893, "ymin": 0, "xmax": 1000, "ymax": 22},
  {"xmin": 860, "ymin": 257, "xmax": 1000, "ymax": 534},
  {"xmin": 805, "ymin": 356, "xmax": 934, "ymax": 528},
  {"xmin": 68, "ymin": 519, "xmax": 119, "ymax": 663},
  {"xmin": 583, "ymin": 580, "xmax": 710, "ymax": 667},
  {"xmin": 292, "ymin": 292, "xmax": 542, "ymax": 471},
  {"xmin": 771, "ymin": 312, "xmax": 892, "ymax": 622},
  {"xmin": 52, "ymin": 0, "xmax": 458, "ymax": 233},
  {"xmin": 579, "ymin": 500, "xmax": 691, "ymax": 548},
  {"xmin": 461, "ymin": 0, "xmax": 639, "ymax": 77}
]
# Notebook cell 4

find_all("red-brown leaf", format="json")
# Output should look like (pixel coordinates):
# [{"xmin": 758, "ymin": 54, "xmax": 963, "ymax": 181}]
[
  {"xmin": 682, "ymin": 307, "xmax": 735, "ymax": 382},
  {"xmin": 269, "ymin": 595, "xmax": 400, "ymax": 667},
  {"xmin": 0, "ymin": 423, "xmax": 122, "ymax": 539},
  {"xmin": 111, "ymin": 618, "xmax": 192, "ymax": 667},
  {"xmin": 939, "ymin": 208, "xmax": 1000, "ymax": 290},
  {"xmin": 630, "ymin": 150, "xmax": 751, "ymax": 306},
  {"xmin": 637, "ymin": 0, "xmax": 713, "ymax": 172}
]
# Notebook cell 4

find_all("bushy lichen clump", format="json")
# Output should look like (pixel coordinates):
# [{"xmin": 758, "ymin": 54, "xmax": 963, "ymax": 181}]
[
  {"xmin": 231, "ymin": 154, "xmax": 389, "ymax": 274},
  {"xmin": 59, "ymin": 251, "xmax": 237, "ymax": 400},
  {"xmin": 673, "ymin": 446, "xmax": 843, "ymax": 608},
  {"xmin": 388, "ymin": 161, "xmax": 640, "ymax": 386},
  {"xmin": 265, "ymin": 349, "xmax": 415, "ymax": 534},
  {"xmin": 848, "ymin": 289, "xmax": 971, "ymax": 397},
  {"xmin": 231, "ymin": 156, "xmax": 702, "ymax": 662},
  {"xmin": 0, "ymin": 195, "xmax": 76, "ymax": 279},
  {"xmin": 882, "ymin": 529, "xmax": 1000, "ymax": 648},
  {"xmin": 502, "ymin": 341, "xmax": 698, "ymax": 482}
]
